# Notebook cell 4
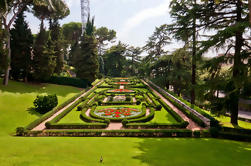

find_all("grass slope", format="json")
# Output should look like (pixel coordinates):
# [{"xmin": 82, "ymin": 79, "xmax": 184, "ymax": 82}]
[{"xmin": 0, "ymin": 79, "xmax": 251, "ymax": 166}]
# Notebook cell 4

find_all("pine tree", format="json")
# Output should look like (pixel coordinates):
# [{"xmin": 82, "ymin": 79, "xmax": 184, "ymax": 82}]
[
  {"xmin": 33, "ymin": 23, "xmax": 56, "ymax": 81},
  {"xmin": 10, "ymin": 11, "xmax": 33, "ymax": 82},
  {"xmin": 72, "ymin": 17, "xmax": 99, "ymax": 83},
  {"xmin": 199, "ymin": 0, "xmax": 250, "ymax": 125}
]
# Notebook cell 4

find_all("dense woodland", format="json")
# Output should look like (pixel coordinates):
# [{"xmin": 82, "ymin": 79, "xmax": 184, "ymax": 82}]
[{"xmin": 0, "ymin": 0, "xmax": 251, "ymax": 125}]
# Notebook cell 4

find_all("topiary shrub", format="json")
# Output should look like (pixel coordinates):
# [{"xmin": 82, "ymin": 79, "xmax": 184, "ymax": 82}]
[
  {"xmin": 16, "ymin": 127, "xmax": 25, "ymax": 136},
  {"xmin": 156, "ymin": 105, "xmax": 162, "ymax": 111},
  {"xmin": 122, "ymin": 119, "xmax": 129, "ymax": 126},
  {"xmin": 33, "ymin": 94, "xmax": 58, "ymax": 114},
  {"xmin": 193, "ymin": 130, "xmax": 201, "ymax": 138},
  {"xmin": 136, "ymin": 100, "xmax": 141, "ymax": 105}
]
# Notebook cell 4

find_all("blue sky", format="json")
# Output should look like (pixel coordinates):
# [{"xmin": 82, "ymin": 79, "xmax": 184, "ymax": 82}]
[{"xmin": 26, "ymin": 0, "xmax": 178, "ymax": 48}]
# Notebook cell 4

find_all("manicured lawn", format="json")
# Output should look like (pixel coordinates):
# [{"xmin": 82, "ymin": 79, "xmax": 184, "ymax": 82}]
[
  {"xmin": 147, "ymin": 108, "xmax": 177, "ymax": 124},
  {"xmin": 0, "ymin": 79, "xmax": 251, "ymax": 166},
  {"xmin": 58, "ymin": 106, "xmax": 85, "ymax": 124},
  {"xmin": 0, "ymin": 78, "xmax": 81, "ymax": 135}
]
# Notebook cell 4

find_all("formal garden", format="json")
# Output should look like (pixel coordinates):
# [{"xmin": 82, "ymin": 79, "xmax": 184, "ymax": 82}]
[{"xmin": 1, "ymin": 0, "xmax": 251, "ymax": 165}]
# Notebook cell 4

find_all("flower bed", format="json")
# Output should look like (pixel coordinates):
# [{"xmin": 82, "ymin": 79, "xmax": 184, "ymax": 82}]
[{"xmin": 91, "ymin": 107, "xmax": 145, "ymax": 121}]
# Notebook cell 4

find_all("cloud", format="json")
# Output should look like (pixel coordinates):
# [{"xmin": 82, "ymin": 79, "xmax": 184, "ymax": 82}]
[{"xmin": 119, "ymin": 0, "xmax": 170, "ymax": 38}]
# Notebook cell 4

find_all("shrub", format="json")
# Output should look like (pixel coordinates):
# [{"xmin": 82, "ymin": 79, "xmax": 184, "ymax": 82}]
[
  {"xmin": 16, "ymin": 127, "xmax": 25, "ymax": 136},
  {"xmin": 48, "ymin": 76, "xmax": 90, "ymax": 88},
  {"xmin": 210, "ymin": 127, "xmax": 219, "ymax": 138},
  {"xmin": 33, "ymin": 94, "xmax": 58, "ymax": 114},
  {"xmin": 156, "ymin": 105, "xmax": 162, "ymax": 111},
  {"xmin": 193, "ymin": 130, "xmax": 201, "ymax": 138},
  {"xmin": 136, "ymin": 100, "xmax": 141, "ymax": 105}
]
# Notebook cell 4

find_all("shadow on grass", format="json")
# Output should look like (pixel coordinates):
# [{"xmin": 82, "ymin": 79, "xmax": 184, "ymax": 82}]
[
  {"xmin": 26, "ymin": 107, "xmax": 42, "ymax": 117},
  {"xmin": 132, "ymin": 138, "xmax": 251, "ymax": 166},
  {"xmin": 0, "ymin": 78, "xmax": 81, "ymax": 97}
]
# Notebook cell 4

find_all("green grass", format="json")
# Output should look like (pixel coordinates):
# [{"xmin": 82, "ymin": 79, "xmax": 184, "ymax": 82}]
[
  {"xmin": 0, "ymin": 79, "xmax": 251, "ymax": 166},
  {"xmin": 58, "ymin": 106, "xmax": 86, "ymax": 124},
  {"xmin": 0, "ymin": 78, "xmax": 81, "ymax": 135},
  {"xmin": 147, "ymin": 108, "xmax": 177, "ymax": 124}
]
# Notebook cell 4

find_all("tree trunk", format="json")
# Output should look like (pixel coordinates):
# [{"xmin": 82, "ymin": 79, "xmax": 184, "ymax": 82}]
[
  {"xmin": 249, "ymin": 0, "xmax": 251, "ymax": 24},
  {"xmin": 231, "ymin": 0, "xmax": 244, "ymax": 125},
  {"xmin": 3, "ymin": 30, "xmax": 10, "ymax": 85},
  {"xmin": 191, "ymin": 0, "xmax": 197, "ymax": 105}
]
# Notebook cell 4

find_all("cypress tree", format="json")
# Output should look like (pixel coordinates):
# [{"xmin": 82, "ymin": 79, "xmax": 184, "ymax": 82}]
[
  {"xmin": 10, "ymin": 11, "xmax": 33, "ymax": 82},
  {"xmin": 33, "ymin": 23, "xmax": 56, "ymax": 81}
]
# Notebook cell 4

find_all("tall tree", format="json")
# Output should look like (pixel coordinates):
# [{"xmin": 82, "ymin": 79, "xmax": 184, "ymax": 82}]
[
  {"xmin": 33, "ymin": 23, "xmax": 56, "ymax": 81},
  {"xmin": 10, "ymin": 10, "xmax": 33, "ymax": 82},
  {"xmin": 144, "ymin": 24, "xmax": 170, "ymax": 62},
  {"xmin": 199, "ymin": 0, "xmax": 250, "ymax": 125},
  {"xmin": 95, "ymin": 27, "xmax": 116, "ymax": 55},
  {"xmin": 0, "ymin": 0, "xmax": 69, "ymax": 85},
  {"xmin": 49, "ymin": 19, "xmax": 65, "ymax": 74},
  {"xmin": 126, "ymin": 46, "xmax": 142, "ymax": 76},
  {"xmin": 72, "ymin": 17, "xmax": 99, "ymax": 82},
  {"xmin": 103, "ymin": 42, "xmax": 127, "ymax": 77},
  {"xmin": 169, "ymin": 0, "xmax": 203, "ymax": 104}
]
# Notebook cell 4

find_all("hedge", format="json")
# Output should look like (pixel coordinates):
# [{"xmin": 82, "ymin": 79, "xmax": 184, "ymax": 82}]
[
  {"xmin": 152, "ymin": 81, "xmax": 219, "ymax": 127},
  {"xmin": 89, "ymin": 105, "xmax": 147, "ymax": 122},
  {"xmin": 48, "ymin": 76, "xmax": 90, "ymax": 88},
  {"xmin": 24, "ymin": 129, "xmax": 193, "ymax": 137},
  {"xmin": 45, "ymin": 123, "xmax": 108, "ymax": 129},
  {"xmin": 126, "ymin": 107, "xmax": 155, "ymax": 123},
  {"xmin": 147, "ymin": 81, "xmax": 207, "ymax": 127},
  {"xmin": 80, "ymin": 106, "xmax": 109, "ymax": 123},
  {"xmin": 125, "ymin": 123, "xmax": 188, "ymax": 129}
]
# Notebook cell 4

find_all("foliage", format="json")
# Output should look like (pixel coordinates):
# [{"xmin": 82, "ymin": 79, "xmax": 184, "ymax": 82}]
[
  {"xmin": 10, "ymin": 11, "xmax": 33, "ymax": 81},
  {"xmin": 48, "ymin": 76, "xmax": 90, "ymax": 88},
  {"xmin": 32, "ymin": 24, "xmax": 56, "ymax": 81},
  {"xmin": 33, "ymin": 94, "xmax": 58, "ymax": 114},
  {"xmin": 103, "ymin": 42, "xmax": 127, "ymax": 77}
]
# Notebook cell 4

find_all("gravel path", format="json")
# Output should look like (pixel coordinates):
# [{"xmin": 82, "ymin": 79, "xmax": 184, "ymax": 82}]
[
  {"xmin": 142, "ymin": 80, "xmax": 203, "ymax": 131},
  {"xmin": 32, "ymin": 81, "xmax": 103, "ymax": 131}
]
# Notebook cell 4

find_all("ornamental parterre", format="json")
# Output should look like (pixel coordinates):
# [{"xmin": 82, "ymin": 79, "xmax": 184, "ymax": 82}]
[
  {"xmin": 115, "ymin": 82, "xmax": 129, "ymax": 85},
  {"xmin": 108, "ymin": 89, "xmax": 134, "ymax": 93},
  {"xmin": 94, "ymin": 107, "xmax": 141, "ymax": 119}
]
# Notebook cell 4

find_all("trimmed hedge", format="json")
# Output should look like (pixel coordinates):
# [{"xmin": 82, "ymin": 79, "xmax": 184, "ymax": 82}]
[
  {"xmin": 45, "ymin": 123, "xmax": 108, "ymax": 129},
  {"xmin": 147, "ymin": 81, "xmax": 207, "ymax": 127},
  {"xmin": 125, "ymin": 123, "xmax": 187, "ymax": 129},
  {"xmin": 48, "ymin": 76, "xmax": 90, "ymax": 88},
  {"xmin": 24, "ymin": 129, "xmax": 193, "ymax": 137},
  {"xmin": 89, "ymin": 105, "xmax": 147, "ymax": 122},
  {"xmin": 126, "ymin": 107, "xmax": 155, "ymax": 123},
  {"xmin": 80, "ymin": 106, "xmax": 109, "ymax": 123}
]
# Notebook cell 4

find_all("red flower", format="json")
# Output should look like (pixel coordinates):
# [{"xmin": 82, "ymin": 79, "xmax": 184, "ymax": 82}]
[{"xmin": 115, "ymin": 115, "xmax": 120, "ymax": 118}]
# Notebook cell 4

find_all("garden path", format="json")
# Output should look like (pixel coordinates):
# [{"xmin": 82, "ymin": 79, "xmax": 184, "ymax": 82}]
[
  {"xmin": 142, "ymin": 80, "xmax": 203, "ymax": 131},
  {"xmin": 32, "ymin": 81, "xmax": 103, "ymax": 131}
]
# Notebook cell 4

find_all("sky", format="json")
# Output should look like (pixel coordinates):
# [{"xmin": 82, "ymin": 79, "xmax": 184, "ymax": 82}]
[{"xmin": 25, "ymin": 0, "xmax": 215, "ymax": 56}]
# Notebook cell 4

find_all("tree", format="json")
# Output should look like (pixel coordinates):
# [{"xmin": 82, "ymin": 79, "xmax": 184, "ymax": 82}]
[
  {"xmin": 10, "ymin": 10, "xmax": 33, "ymax": 82},
  {"xmin": 62, "ymin": 22, "xmax": 82, "ymax": 46},
  {"xmin": 72, "ymin": 17, "xmax": 99, "ymax": 82},
  {"xmin": 49, "ymin": 19, "xmax": 65, "ymax": 74},
  {"xmin": 95, "ymin": 27, "xmax": 116, "ymax": 55},
  {"xmin": 32, "ymin": 23, "xmax": 56, "ymax": 81},
  {"xmin": 144, "ymin": 24, "xmax": 170, "ymax": 63},
  {"xmin": 199, "ymin": 0, "xmax": 250, "ymax": 125},
  {"xmin": 169, "ymin": 0, "xmax": 202, "ymax": 104},
  {"xmin": 0, "ymin": 0, "xmax": 69, "ymax": 85},
  {"xmin": 103, "ymin": 42, "xmax": 127, "ymax": 77},
  {"xmin": 126, "ymin": 46, "xmax": 142, "ymax": 76}
]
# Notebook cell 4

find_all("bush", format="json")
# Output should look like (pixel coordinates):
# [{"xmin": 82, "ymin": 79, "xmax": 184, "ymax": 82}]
[
  {"xmin": 136, "ymin": 100, "xmax": 141, "ymax": 105},
  {"xmin": 48, "ymin": 76, "xmax": 90, "ymax": 88},
  {"xmin": 193, "ymin": 130, "xmax": 201, "ymax": 138},
  {"xmin": 210, "ymin": 127, "xmax": 219, "ymax": 138},
  {"xmin": 16, "ymin": 127, "xmax": 25, "ymax": 136},
  {"xmin": 156, "ymin": 105, "xmax": 162, "ymax": 111},
  {"xmin": 33, "ymin": 94, "xmax": 58, "ymax": 114}
]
